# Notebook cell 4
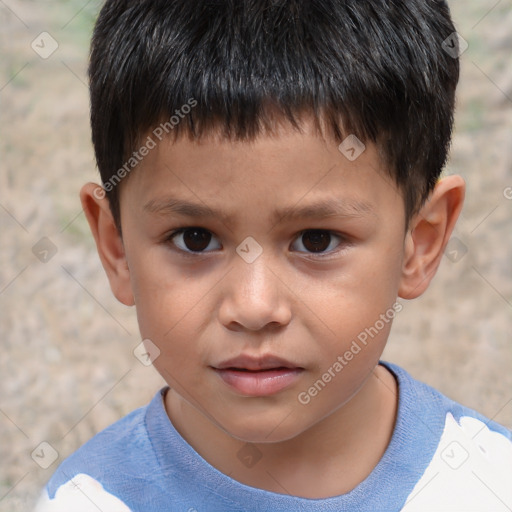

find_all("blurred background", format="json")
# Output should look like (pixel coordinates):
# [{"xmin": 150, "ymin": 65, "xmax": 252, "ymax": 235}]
[{"xmin": 1, "ymin": 0, "xmax": 511, "ymax": 509}]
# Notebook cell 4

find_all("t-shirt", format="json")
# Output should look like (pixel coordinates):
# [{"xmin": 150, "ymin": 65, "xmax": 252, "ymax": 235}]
[{"xmin": 35, "ymin": 362, "xmax": 512, "ymax": 511}]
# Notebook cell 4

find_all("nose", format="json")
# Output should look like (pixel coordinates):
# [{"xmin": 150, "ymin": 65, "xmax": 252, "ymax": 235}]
[{"xmin": 218, "ymin": 255, "xmax": 292, "ymax": 332}]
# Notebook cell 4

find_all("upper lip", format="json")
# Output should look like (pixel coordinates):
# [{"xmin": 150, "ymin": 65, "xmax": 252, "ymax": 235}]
[{"xmin": 213, "ymin": 354, "xmax": 302, "ymax": 371}]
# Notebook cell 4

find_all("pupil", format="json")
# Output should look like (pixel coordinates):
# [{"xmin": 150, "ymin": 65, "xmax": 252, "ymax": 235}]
[
  {"xmin": 183, "ymin": 229, "xmax": 211, "ymax": 251},
  {"xmin": 303, "ymin": 231, "xmax": 330, "ymax": 252}
]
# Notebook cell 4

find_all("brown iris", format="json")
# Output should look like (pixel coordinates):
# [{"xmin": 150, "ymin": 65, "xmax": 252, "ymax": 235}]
[
  {"xmin": 182, "ymin": 228, "xmax": 212, "ymax": 251},
  {"xmin": 301, "ymin": 230, "xmax": 331, "ymax": 253}
]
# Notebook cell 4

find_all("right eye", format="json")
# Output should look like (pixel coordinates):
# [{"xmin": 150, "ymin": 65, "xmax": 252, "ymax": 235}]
[{"xmin": 166, "ymin": 227, "xmax": 222, "ymax": 254}]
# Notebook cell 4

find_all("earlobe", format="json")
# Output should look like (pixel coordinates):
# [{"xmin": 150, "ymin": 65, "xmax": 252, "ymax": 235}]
[
  {"xmin": 80, "ymin": 183, "xmax": 135, "ymax": 306},
  {"xmin": 398, "ymin": 175, "xmax": 465, "ymax": 299}
]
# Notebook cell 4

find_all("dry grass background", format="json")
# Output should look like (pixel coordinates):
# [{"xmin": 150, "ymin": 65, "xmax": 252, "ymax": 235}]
[{"xmin": 1, "ymin": 0, "xmax": 511, "ymax": 510}]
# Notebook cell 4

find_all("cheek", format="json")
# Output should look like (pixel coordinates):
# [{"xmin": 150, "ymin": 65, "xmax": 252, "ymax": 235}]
[
  {"xmin": 136, "ymin": 296, "xmax": 208, "ymax": 399},
  {"xmin": 134, "ymin": 284, "xmax": 205, "ymax": 346},
  {"xmin": 296, "ymin": 243, "xmax": 403, "ymax": 381},
  {"xmin": 302, "ymin": 248, "xmax": 402, "ymax": 332},
  {"xmin": 129, "ymin": 259, "xmax": 219, "ymax": 374},
  {"xmin": 127, "ymin": 249, "xmax": 203, "ymax": 332},
  {"xmin": 353, "ymin": 238, "xmax": 404, "ymax": 314}
]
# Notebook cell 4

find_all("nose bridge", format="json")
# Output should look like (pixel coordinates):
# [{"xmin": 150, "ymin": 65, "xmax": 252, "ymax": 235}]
[
  {"xmin": 219, "ymin": 249, "xmax": 291, "ymax": 331},
  {"xmin": 233, "ymin": 251, "xmax": 278, "ymax": 307}
]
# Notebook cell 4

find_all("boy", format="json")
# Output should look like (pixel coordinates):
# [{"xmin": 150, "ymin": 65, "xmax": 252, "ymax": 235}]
[{"xmin": 36, "ymin": 0, "xmax": 512, "ymax": 510}]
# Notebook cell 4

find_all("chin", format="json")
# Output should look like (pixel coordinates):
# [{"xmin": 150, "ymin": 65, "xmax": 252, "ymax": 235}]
[{"xmin": 215, "ymin": 411, "xmax": 308, "ymax": 445}]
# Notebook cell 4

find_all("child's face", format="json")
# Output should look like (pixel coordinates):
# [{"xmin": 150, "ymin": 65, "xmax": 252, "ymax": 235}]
[{"xmin": 118, "ymin": 122, "xmax": 408, "ymax": 442}]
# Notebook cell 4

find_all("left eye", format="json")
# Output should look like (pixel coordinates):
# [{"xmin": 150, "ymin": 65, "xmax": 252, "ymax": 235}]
[{"xmin": 290, "ymin": 230, "xmax": 343, "ymax": 254}]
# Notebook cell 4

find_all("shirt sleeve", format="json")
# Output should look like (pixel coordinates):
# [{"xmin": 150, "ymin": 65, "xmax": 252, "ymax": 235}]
[
  {"xmin": 402, "ymin": 413, "xmax": 512, "ymax": 511},
  {"xmin": 34, "ymin": 473, "xmax": 132, "ymax": 512}
]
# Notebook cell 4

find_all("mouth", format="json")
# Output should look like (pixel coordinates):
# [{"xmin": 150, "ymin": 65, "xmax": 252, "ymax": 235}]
[{"xmin": 212, "ymin": 355, "xmax": 304, "ymax": 396}]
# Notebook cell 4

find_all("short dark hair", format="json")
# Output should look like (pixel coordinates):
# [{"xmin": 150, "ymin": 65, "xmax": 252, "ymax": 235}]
[{"xmin": 89, "ymin": 0, "xmax": 459, "ymax": 230}]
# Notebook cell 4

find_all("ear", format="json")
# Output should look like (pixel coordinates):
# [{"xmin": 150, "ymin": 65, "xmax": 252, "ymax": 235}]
[
  {"xmin": 398, "ymin": 175, "xmax": 465, "ymax": 299},
  {"xmin": 80, "ymin": 183, "xmax": 135, "ymax": 306}
]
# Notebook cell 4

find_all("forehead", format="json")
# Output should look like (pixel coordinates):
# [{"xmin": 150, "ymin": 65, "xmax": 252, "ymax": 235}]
[{"xmin": 121, "ymin": 122, "xmax": 403, "ymax": 227}]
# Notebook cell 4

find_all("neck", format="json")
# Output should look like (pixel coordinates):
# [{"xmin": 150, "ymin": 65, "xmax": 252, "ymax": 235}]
[{"xmin": 165, "ymin": 364, "xmax": 398, "ymax": 498}]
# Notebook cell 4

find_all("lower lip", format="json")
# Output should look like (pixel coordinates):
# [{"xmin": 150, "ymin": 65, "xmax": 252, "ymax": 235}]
[{"xmin": 214, "ymin": 368, "xmax": 303, "ymax": 396}]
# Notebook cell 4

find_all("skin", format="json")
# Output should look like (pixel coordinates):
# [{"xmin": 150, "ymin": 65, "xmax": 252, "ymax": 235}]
[{"xmin": 81, "ymin": 120, "xmax": 465, "ymax": 498}]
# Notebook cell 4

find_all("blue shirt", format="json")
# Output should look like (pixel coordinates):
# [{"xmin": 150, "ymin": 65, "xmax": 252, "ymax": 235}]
[{"xmin": 36, "ymin": 362, "xmax": 512, "ymax": 511}]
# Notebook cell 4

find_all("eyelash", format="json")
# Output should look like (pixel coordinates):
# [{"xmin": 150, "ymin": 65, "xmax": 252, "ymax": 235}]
[{"xmin": 164, "ymin": 227, "xmax": 349, "ymax": 258}]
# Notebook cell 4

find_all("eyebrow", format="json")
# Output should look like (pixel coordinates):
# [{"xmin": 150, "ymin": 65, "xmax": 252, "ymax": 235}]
[{"xmin": 143, "ymin": 196, "xmax": 375, "ymax": 225}]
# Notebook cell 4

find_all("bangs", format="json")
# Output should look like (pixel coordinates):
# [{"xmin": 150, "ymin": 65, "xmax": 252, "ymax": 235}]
[{"xmin": 89, "ymin": 0, "xmax": 459, "ymax": 226}]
